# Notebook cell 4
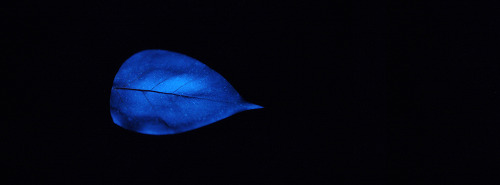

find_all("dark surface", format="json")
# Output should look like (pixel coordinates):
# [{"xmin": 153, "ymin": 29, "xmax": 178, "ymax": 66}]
[
  {"xmin": 5, "ymin": 1, "xmax": 386, "ymax": 184},
  {"xmin": 388, "ymin": 1, "xmax": 500, "ymax": 184},
  {"xmin": 4, "ymin": 0, "xmax": 499, "ymax": 184}
]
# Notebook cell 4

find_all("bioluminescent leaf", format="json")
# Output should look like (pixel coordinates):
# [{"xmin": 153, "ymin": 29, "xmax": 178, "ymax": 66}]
[{"xmin": 110, "ymin": 49, "xmax": 262, "ymax": 135}]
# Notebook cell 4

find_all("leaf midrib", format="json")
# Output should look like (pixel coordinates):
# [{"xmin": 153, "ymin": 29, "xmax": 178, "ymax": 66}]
[{"xmin": 113, "ymin": 87, "xmax": 232, "ymax": 103}]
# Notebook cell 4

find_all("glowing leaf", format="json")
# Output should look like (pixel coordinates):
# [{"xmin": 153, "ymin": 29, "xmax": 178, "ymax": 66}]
[{"xmin": 110, "ymin": 49, "xmax": 262, "ymax": 135}]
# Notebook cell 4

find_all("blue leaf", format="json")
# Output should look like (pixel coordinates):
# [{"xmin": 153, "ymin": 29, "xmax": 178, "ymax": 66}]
[{"xmin": 110, "ymin": 49, "xmax": 262, "ymax": 135}]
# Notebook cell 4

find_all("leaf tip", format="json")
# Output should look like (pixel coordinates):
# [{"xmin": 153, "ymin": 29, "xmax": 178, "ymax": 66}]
[{"xmin": 244, "ymin": 102, "xmax": 264, "ymax": 110}]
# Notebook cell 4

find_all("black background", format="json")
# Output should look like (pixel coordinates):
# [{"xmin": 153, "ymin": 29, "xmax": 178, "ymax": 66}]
[{"xmin": 4, "ymin": 0, "xmax": 500, "ymax": 184}]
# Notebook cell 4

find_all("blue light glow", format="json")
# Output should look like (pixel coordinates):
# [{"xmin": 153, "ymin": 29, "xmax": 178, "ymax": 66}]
[{"xmin": 110, "ymin": 49, "xmax": 262, "ymax": 135}]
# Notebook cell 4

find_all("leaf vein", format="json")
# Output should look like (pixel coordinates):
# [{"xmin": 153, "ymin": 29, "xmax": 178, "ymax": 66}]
[{"xmin": 113, "ymin": 87, "xmax": 233, "ymax": 104}]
